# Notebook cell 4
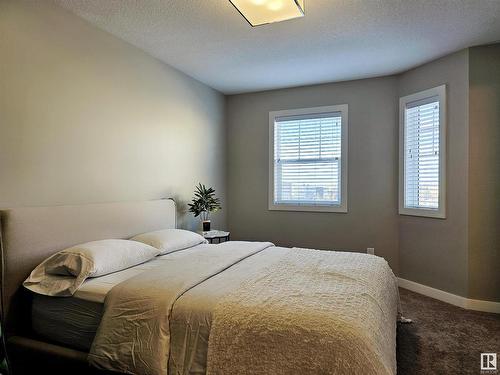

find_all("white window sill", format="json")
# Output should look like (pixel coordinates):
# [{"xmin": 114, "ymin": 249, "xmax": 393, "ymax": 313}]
[
  {"xmin": 399, "ymin": 207, "xmax": 446, "ymax": 219},
  {"xmin": 269, "ymin": 203, "xmax": 347, "ymax": 213}
]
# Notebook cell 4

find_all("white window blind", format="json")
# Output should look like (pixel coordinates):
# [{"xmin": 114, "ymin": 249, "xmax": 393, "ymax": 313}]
[
  {"xmin": 404, "ymin": 98, "xmax": 440, "ymax": 209},
  {"xmin": 273, "ymin": 112, "xmax": 342, "ymax": 206}
]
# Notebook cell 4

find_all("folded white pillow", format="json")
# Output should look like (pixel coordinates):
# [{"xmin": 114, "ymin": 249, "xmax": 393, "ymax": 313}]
[
  {"xmin": 131, "ymin": 228, "xmax": 207, "ymax": 255},
  {"xmin": 23, "ymin": 239, "xmax": 160, "ymax": 297}
]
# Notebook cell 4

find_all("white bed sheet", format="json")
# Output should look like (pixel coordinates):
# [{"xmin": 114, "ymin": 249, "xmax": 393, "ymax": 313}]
[
  {"xmin": 74, "ymin": 256, "xmax": 173, "ymax": 303},
  {"xmin": 31, "ymin": 245, "xmax": 207, "ymax": 350}
]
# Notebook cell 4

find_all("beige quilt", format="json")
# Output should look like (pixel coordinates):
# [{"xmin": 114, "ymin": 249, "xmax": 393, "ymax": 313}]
[
  {"xmin": 207, "ymin": 248, "xmax": 399, "ymax": 375},
  {"xmin": 88, "ymin": 241, "xmax": 273, "ymax": 374},
  {"xmin": 88, "ymin": 242, "xmax": 400, "ymax": 375}
]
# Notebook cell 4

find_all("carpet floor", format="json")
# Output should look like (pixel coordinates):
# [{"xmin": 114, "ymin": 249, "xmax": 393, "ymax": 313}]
[{"xmin": 397, "ymin": 288, "xmax": 500, "ymax": 374}]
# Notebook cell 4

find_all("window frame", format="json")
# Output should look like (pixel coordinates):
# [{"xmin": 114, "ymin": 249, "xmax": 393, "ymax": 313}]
[
  {"xmin": 399, "ymin": 85, "xmax": 447, "ymax": 219},
  {"xmin": 268, "ymin": 104, "xmax": 348, "ymax": 213}
]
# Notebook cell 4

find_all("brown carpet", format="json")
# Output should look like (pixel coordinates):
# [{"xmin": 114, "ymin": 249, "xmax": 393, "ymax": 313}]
[{"xmin": 397, "ymin": 288, "xmax": 500, "ymax": 374}]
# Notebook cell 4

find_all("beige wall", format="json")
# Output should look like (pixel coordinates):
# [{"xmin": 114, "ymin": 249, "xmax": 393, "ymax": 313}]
[
  {"xmin": 397, "ymin": 50, "xmax": 470, "ymax": 297},
  {"xmin": 0, "ymin": 0, "xmax": 226, "ymax": 231},
  {"xmin": 468, "ymin": 44, "xmax": 500, "ymax": 302},
  {"xmin": 226, "ymin": 77, "xmax": 400, "ymax": 273}
]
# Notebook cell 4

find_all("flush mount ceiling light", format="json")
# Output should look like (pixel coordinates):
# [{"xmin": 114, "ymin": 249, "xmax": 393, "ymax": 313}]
[{"xmin": 229, "ymin": 0, "xmax": 305, "ymax": 27}]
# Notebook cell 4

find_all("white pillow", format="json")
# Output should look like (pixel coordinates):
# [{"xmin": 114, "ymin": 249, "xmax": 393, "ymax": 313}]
[
  {"xmin": 131, "ymin": 229, "xmax": 207, "ymax": 255},
  {"xmin": 23, "ymin": 239, "xmax": 160, "ymax": 296}
]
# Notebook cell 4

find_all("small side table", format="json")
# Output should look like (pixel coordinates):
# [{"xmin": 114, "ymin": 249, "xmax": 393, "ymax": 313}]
[{"xmin": 203, "ymin": 230, "xmax": 230, "ymax": 244}]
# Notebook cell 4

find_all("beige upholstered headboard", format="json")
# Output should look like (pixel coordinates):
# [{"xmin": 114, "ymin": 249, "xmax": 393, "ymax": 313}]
[{"xmin": 0, "ymin": 198, "xmax": 176, "ymax": 335}]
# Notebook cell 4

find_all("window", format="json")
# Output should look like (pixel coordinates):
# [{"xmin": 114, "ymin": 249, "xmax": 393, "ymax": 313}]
[
  {"xmin": 269, "ymin": 105, "xmax": 348, "ymax": 212},
  {"xmin": 399, "ymin": 85, "xmax": 446, "ymax": 218}
]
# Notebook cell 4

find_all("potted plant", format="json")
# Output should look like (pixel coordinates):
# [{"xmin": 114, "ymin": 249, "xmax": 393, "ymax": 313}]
[{"xmin": 188, "ymin": 183, "xmax": 222, "ymax": 232}]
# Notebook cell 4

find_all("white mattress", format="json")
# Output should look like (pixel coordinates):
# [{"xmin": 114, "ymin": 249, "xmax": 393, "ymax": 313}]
[{"xmin": 31, "ymin": 254, "xmax": 181, "ymax": 350}]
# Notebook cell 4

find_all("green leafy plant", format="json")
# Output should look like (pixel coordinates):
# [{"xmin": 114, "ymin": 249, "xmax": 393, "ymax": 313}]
[{"xmin": 188, "ymin": 183, "xmax": 221, "ymax": 222}]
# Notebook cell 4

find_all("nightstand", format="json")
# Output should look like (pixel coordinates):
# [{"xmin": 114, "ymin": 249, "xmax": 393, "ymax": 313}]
[{"xmin": 203, "ymin": 230, "xmax": 230, "ymax": 244}]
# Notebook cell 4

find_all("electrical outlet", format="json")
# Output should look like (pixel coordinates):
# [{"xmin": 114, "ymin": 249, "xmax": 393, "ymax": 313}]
[{"xmin": 367, "ymin": 247, "xmax": 375, "ymax": 255}]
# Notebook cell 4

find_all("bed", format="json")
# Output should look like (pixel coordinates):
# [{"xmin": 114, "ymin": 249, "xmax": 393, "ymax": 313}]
[{"xmin": 0, "ymin": 199, "xmax": 400, "ymax": 374}]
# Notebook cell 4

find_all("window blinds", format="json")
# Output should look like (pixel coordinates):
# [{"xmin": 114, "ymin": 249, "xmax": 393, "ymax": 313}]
[
  {"xmin": 404, "ymin": 98, "xmax": 440, "ymax": 209},
  {"xmin": 273, "ymin": 112, "xmax": 342, "ymax": 206}
]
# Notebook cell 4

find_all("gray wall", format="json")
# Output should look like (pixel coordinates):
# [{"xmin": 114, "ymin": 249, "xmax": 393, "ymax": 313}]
[
  {"xmin": 468, "ymin": 44, "xmax": 500, "ymax": 302},
  {"xmin": 226, "ymin": 49, "xmax": 479, "ymax": 300},
  {"xmin": 226, "ymin": 77, "xmax": 400, "ymax": 273},
  {"xmin": 1, "ymin": 0, "xmax": 497, "ymax": 301},
  {"xmin": 0, "ymin": 0, "xmax": 226, "ymax": 230},
  {"xmin": 397, "ymin": 50, "xmax": 470, "ymax": 297}
]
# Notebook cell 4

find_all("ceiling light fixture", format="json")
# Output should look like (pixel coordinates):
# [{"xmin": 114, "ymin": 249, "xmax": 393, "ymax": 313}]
[{"xmin": 229, "ymin": 0, "xmax": 304, "ymax": 27}]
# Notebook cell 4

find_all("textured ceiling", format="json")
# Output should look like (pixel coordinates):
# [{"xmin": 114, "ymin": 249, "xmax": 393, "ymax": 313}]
[{"xmin": 53, "ymin": 0, "xmax": 500, "ymax": 94}]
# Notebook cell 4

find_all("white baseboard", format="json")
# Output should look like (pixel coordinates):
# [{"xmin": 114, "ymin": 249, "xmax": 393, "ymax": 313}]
[{"xmin": 398, "ymin": 277, "xmax": 500, "ymax": 314}]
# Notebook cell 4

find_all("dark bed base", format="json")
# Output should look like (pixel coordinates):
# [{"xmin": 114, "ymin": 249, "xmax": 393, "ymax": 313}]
[{"xmin": 7, "ymin": 336, "xmax": 121, "ymax": 375}]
